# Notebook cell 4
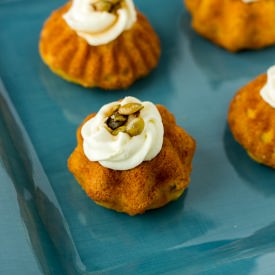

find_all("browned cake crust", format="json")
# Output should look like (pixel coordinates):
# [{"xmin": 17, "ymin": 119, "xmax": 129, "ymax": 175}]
[
  {"xmin": 185, "ymin": 0, "xmax": 275, "ymax": 52},
  {"xmin": 68, "ymin": 105, "xmax": 196, "ymax": 215},
  {"xmin": 228, "ymin": 74, "xmax": 275, "ymax": 168},
  {"xmin": 39, "ymin": 2, "xmax": 161, "ymax": 89}
]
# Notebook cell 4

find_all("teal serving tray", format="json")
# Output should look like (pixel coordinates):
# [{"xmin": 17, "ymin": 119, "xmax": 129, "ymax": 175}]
[{"xmin": 0, "ymin": 0, "xmax": 275, "ymax": 274}]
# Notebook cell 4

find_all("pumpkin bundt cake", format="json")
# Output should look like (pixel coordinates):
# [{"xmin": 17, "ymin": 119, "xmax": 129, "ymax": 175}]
[
  {"xmin": 68, "ymin": 97, "xmax": 196, "ymax": 215},
  {"xmin": 228, "ymin": 66, "xmax": 275, "ymax": 168},
  {"xmin": 39, "ymin": 0, "xmax": 160, "ymax": 89},
  {"xmin": 185, "ymin": 0, "xmax": 275, "ymax": 52}
]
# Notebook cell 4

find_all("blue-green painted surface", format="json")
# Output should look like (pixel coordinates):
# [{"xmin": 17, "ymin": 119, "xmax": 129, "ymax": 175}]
[{"xmin": 0, "ymin": 0, "xmax": 275, "ymax": 274}]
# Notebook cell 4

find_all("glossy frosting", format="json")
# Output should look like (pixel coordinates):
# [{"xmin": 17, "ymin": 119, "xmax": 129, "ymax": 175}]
[
  {"xmin": 81, "ymin": 97, "xmax": 164, "ymax": 170},
  {"xmin": 242, "ymin": 0, "xmax": 259, "ymax": 3},
  {"xmin": 63, "ymin": 0, "xmax": 136, "ymax": 46},
  {"xmin": 260, "ymin": 66, "xmax": 275, "ymax": 108}
]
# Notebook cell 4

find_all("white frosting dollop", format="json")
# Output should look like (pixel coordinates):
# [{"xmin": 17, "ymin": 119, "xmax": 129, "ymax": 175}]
[
  {"xmin": 242, "ymin": 0, "xmax": 258, "ymax": 3},
  {"xmin": 260, "ymin": 66, "xmax": 275, "ymax": 108},
  {"xmin": 81, "ymin": 97, "xmax": 164, "ymax": 170},
  {"xmin": 63, "ymin": 0, "xmax": 136, "ymax": 46}
]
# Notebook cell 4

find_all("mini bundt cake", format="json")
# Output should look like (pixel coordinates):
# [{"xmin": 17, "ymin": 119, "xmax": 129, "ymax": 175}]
[
  {"xmin": 185, "ymin": 0, "xmax": 275, "ymax": 52},
  {"xmin": 228, "ymin": 66, "xmax": 275, "ymax": 168},
  {"xmin": 39, "ymin": 0, "xmax": 160, "ymax": 89},
  {"xmin": 68, "ymin": 97, "xmax": 196, "ymax": 215}
]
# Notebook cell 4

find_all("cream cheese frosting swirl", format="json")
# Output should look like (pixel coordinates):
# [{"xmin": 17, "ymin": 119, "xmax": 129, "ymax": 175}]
[
  {"xmin": 81, "ymin": 97, "xmax": 164, "ymax": 170},
  {"xmin": 63, "ymin": 0, "xmax": 136, "ymax": 46},
  {"xmin": 260, "ymin": 66, "xmax": 275, "ymax": 108},
  {"xmin": 242, "ymin": 0, "xmax": 259, "ymax": 3}
]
